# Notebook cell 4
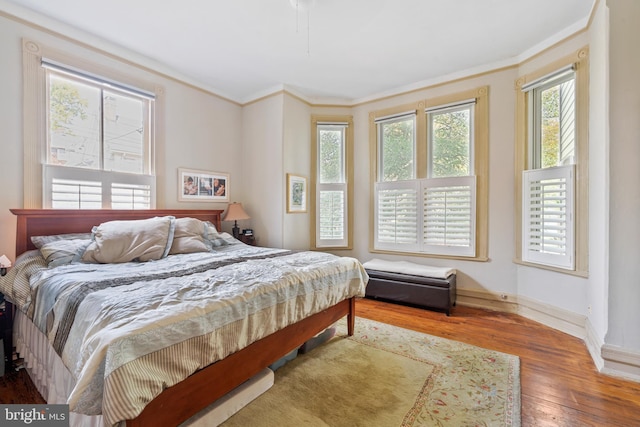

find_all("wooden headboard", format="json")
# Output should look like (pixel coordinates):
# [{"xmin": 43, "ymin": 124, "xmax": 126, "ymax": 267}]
[{"xmin": 10, "ymin": 209, "xmax": 224, "ymax": 256}]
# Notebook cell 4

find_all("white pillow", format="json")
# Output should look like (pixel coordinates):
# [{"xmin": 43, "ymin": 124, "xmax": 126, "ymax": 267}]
[
  {"xmin": 169, "ymin": 217, "xmax": 209, "ymax": 255},
  {"xmin": 82, "ymin": 216, "xmax": 175, "ymax": 263}
]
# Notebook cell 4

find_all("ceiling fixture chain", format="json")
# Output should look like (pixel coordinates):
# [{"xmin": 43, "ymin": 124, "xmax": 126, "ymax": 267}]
[{"xmin": 290, "ymin": 0, "xmax": 315, "ymax": 55}]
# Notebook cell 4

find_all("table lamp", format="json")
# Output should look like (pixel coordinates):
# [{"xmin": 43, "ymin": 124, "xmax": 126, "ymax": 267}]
[{"xmin": 223, "ymin": 202, "xmax": 250, "ymax": 239}]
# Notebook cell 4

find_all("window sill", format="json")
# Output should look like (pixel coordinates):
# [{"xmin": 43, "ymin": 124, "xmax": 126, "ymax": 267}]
[
  {"xmin": 369, "ymin": 248, "xmax": 489, "ymax": 263},
  {"xmin": 513, "ymin": 258, "xmax": 588, "ymax": 278}
]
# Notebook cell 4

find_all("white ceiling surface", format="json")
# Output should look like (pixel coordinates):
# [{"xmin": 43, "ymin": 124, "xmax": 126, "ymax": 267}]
[{"xmin": 4, "ymin": 0, "xmax": 594, "ymax": 104}]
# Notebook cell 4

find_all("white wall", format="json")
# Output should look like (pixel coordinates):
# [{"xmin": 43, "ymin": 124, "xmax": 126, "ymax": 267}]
[
  {"xmin": 241, "ymin": 95, "xmax": 285, "ymax": 248},
  {"xmin": 606, "ymin": 0, "xmax": 640, "ymax": 352},
  {"xmin": 586, "ymin": 0, "xmax": 610, "ymax": 350},
  {"xmin": 283, "ymin": 94, "xmax": 311, "ymax": 250}
]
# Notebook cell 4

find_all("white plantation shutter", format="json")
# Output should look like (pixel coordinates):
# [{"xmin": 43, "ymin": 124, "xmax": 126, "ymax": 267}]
[
  {"xmin": 44, "ymin": 164, "xmax": 154, "ymax": 209},
  {"xmin": 422, "ymin": 176, "xmax": 476, "ymax": 256},
  {"xmin": 375, "ymin": 181, "xmax": 419, "ymax": 251},
  {"xmin": 375, "ymin": 177, "xmax": 476, "ymax": 255},
  {"xmin": 523, "ymin": 165, "xmax": 575, "ymax": 269},
  {"xmin": 51, "ymin": 178, "xmax": 102, "ymax": 209},
  {"xmin": 111, "ymin": 183, "xmax": 152, "ymax": 209},
  {"xmin": 317, "ymin": 187, "xmax": 346, "ymax": 247}
]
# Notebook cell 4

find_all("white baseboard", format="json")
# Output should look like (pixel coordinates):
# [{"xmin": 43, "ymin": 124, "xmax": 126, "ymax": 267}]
[
  {"xmin": 456, "ymin": 287, "xmax": 640, "ymax": 383},
  {"xmin": 457, "ymin": 288, "xmax": 586, "ymax": 339},
  {"xmin": 601, "ymin": 344, "xmax": 640, "ymax": 382},
  {"xmin": 584, "ymin": 318, "xmax": 605, "ymax": 371}
]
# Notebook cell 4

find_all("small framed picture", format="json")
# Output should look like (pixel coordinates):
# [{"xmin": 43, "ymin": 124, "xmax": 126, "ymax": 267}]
[
  {"xmin": 287, "ymin": 173, "xmax": 307, "ymax": 213},
  {"xmin": 179, "ymin": 168, "xmax": 229, "ymax": 202}
]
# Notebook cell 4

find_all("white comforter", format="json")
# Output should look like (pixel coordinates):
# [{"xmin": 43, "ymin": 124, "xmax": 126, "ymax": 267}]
[{"xmin": 25, "ymin": 243, "xmax": 368, "ymax": 426}]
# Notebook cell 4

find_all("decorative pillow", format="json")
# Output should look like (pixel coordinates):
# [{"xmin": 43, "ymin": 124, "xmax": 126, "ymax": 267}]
[
  {"xmin": 0, "ymin": 250, "xmax": 47, "ymax": 314},
  {"xmin": 31, "ymin": 232, "xmax": 92, "ymax": 249},
  {"xmin": 169, "ymin": 217, "xmax": 209, "ymax": 255},
  {"xmin": 203, "ymin": 221, "xmax": 229, "ymax": 249},
  {"xmin": 82, "ymin": 216, "xmax": 175, "ymax": 264},
  {"xmin": 40, "ymin": 239, "xmax": 91, "ymax": 267}
]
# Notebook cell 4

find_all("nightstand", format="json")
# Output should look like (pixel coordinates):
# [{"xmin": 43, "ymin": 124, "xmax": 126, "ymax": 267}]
[
  {"xmin": 239, "ymin": 234, "xmax": 256, "ymax": 246},
  {"xmin": 0, "ymin": 296, "xmax": 12, "ymax": 375}
]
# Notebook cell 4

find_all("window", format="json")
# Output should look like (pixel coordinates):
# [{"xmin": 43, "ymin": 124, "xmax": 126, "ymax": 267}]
[
  {"xmin": 311, "ymin": 116, "xmax": 353, "ymax": 249},
  {"xmin": 378, "ymin": 112, "xmax": 416, "ymax": 182},
  {"xmin": 43, "ymin": 60, "xmax": 155, "ymax": 209},
  {"xmin": 515, "ymin": 47, "xmax": 589, "ymax": 274},
  {"xmin": 371, "ymin": 88, "xmax": 488, "ymax": 259},
  {"xmin": 428, "ymin": 104, "xmax": 473, "ymax": 178},
  {"xmin": 21, "ymin": 40, "xmax": 162, "ymax": 210}
]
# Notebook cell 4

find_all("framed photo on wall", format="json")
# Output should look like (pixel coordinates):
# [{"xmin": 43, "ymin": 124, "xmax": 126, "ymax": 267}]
[
  {"xmin": 179, "ymin": 168, "xmax": 229, "ymax": 202},
  {"xmin": 287, "ymin": 173, "xmax": 307, "ymax": 213}
]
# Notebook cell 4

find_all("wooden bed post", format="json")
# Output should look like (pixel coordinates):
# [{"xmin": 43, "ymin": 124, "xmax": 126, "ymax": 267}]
[{"xmin": 348, "ymin": 296, "xmax": 355, "ymax": 336}]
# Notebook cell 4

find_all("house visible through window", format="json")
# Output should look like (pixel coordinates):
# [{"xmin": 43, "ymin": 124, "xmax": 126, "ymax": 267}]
[
  {"xmin": 43, "ymin": 59, "xmax": 155, "ymax": 209},
  {"xmin": 521, "ymin": 67, "xmax": 576, "ymax": 270}
]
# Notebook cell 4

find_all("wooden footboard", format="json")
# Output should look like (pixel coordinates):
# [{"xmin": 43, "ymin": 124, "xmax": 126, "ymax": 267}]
[{"xmin": 127, "ymin": 297, "xmax": 356, "ymax": 427}]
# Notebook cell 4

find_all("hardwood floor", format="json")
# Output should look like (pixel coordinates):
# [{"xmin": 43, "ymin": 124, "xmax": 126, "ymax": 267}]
[
  {"xmin": 1, "ymin": 299, "xmax": 639, "ymax": 426},
  {"xmin": 356, "ymin": 298, "xmax": 640, "ymax": 426}
]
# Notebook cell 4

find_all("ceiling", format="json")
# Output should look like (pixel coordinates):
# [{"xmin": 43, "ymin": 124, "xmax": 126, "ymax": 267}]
[{"xmin": 3, "ymin": 0, "xmax": 594, "ymax": 104}]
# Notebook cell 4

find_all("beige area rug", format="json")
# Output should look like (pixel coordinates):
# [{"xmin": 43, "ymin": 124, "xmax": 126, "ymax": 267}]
[{"xmin": 220, "ymin": 317, "xmax": 521, "ymax": 426}]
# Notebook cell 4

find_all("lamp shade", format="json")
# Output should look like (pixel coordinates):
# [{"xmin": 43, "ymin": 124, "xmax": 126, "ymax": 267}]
[{"xmin": 223, "ymin": 202, "xmax": 250, "ymax": 222}]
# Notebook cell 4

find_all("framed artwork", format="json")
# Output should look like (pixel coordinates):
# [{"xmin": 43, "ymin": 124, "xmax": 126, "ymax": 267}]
[
  {"xmin": 287, "ymin": 173, "xmax": 307, "ymax": 213},
  {"xmin": 178, "ymin": 168, "xmax": 229, "ymax": 202}
]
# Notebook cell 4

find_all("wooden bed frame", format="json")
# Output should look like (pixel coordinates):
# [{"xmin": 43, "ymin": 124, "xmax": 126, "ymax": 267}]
[{"xmin": 10, "ymin": 209, "xmax": 356, "ymax": 426}]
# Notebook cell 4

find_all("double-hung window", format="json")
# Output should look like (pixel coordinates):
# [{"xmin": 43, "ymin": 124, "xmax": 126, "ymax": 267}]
[
  {"xmin": 515, "ymin": 47, "xmax": 589, "ymax": 274},
  {"xmin": 522, "ymin": 68, "xmax": 576, "ymax": 269},
  {"xmin": 311, "ymin": 116, "xmax": 353, "ymax": 249},
  {"xmin": 42, "ymin": 59, "xmax": 155, "ymax": 209},
  {"xmin": 372, "ymin": 87, "xmax": 488, "ymax": 259},
  {"xmin": 423, "ymin": 102, "xmax": 476, "ymax": 256},
  {"xmin": 374, "ymin": 111, "xmax": 419, "ymax": 251}
]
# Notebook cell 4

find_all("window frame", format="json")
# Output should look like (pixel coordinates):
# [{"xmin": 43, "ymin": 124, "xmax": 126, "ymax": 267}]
[
  {"xmin": 310, "ymin": 115, "xmax": 354, "ymax": 250},
  {"xmin": 369, "ymin": 87, "xmax": 489, "ymax": 261},
  {"xmin": 22, "ymin": 39, "xmax": 164, "ymax": 209},
  {"xmin": 43, "ymin": 65, "xmax": 156, "ymax": 209},
  {"xmin": 514, "ymin": 47, "xmax": 589, "ymax": 276}
]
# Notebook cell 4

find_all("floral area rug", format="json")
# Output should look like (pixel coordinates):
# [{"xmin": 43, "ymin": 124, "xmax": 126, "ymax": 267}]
[{"xmin": 219, "ymin": 317, "xmax": 521, "ymax": 426}]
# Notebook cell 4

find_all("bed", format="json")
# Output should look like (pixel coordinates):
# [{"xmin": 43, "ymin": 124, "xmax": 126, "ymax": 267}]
[{"xmin": 2, "ymin": 209, "xmax": 368, "ymax": 426}]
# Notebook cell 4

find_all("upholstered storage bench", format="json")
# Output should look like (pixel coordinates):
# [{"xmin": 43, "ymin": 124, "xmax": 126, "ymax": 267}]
[{"xmin": 362, "ymin": 259, "xmax": 457, "ymax": 315}]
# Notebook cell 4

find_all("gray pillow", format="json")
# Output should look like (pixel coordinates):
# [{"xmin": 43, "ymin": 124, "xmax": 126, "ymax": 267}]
[
  {"xmin": 40, "ymin": 239, "xmax": 91, "ymax": 267},
  {"xmin": 31, "ymin": 232, "xmax": 92, "ymax": 249}
]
